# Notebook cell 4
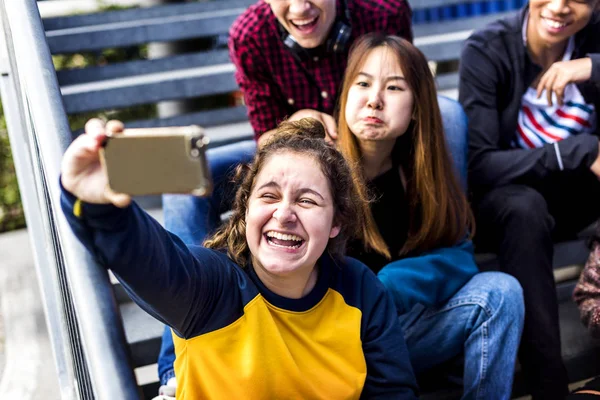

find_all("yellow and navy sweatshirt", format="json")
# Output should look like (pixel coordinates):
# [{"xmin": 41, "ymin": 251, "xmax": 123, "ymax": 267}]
[{"xmin": 60, "ymin": 187, "xmax": 419, "ymax": 399}]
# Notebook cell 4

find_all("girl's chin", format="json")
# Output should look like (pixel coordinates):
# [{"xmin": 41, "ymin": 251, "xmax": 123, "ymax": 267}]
[
  {"xmin": 360, "ymin": 132, "xmax": 389, "ymax": 142},
  {"xmin": 355, "ymin": 127, "xmax": 384, "ymax": 138},
  {"xmin": 258, "ymin": 255, "xmax": 303, "ymax": 270},
  {"xmin": 257, "ymin": 254, "xmax": 315, "ymax": 273},
  {"xmin": 261, "ymin": 263, "xmax": 305, "ymax": 276}
]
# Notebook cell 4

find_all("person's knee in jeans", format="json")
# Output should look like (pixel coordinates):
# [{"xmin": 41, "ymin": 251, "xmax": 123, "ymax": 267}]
[
  {"xmin": 479, "ymin": 271, "xmax": 524, "ymax": 317},
  {"xmin": 460, "ymin": 272, "xmax": 524, "ymax": 346},
  {"xmin": 473, "ymin": 272, "xmax": 524, "ymax": 343},
  {"xmin": 462, "ymin": 272, "xmax": 524, "ymax": 398},
  {"xmin": 398, "ymin": 271, "xmax": 524, "ymax": 399}
]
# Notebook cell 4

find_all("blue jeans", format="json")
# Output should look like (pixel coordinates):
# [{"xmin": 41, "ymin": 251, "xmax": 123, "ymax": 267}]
[
  {"xmin": 399, "ymin": 272, "xmax": 524, "ymax": 400},
  {"xmin": 157, "ymin": 96, "xmax": 469, "ymax": 385},
  {"xmin": 157, "ymin": 139, "xmax": 256, "ymax": 384}
]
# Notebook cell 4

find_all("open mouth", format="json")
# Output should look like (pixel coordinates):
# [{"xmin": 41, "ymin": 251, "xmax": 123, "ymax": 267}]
[
  {"xmin": 541, "ymin": 16, "xmax": 570, "ymax": 30},
  {"xmin": 290, "ymin": 16, "xmax": 319, "ymax": 33},
  {"xmin": 265, "ymin": 231, "xmax": 305, "ymax": 249}
]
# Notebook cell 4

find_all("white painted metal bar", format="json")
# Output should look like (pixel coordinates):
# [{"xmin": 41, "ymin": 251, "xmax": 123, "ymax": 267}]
[{"xmin": 0, "ymin": 0, "xmax": 141, "ymax": 398}]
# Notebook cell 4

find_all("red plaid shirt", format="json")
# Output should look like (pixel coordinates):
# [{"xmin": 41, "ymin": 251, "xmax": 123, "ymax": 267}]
[{"xmin": 229, "ymin": 0, "xmax": 413, "ymax": 138}]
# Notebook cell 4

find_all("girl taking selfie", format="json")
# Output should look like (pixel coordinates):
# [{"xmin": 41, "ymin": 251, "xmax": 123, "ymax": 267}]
[{"xmin": 59, "ymin": 118, "xmax": 419, "ymax": 399}]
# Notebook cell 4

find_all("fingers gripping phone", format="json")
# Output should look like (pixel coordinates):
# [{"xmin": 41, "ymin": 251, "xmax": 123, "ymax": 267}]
[{"xmin": 99, "ymin": 126, "xmax": 212, "ymax": 197}]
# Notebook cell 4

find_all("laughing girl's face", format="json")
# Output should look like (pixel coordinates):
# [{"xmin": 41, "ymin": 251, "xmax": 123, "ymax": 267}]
[{"xmin": 245, "ymin": 151, "xmax": 340, "ymax": 293}]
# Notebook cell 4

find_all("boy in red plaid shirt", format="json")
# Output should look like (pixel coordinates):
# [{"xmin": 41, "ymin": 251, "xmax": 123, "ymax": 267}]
[{"xmin": 230, "ymin": 0, "xmax": 412, "ymax": 142}]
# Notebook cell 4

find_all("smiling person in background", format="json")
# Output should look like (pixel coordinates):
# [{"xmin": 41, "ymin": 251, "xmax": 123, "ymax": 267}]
[{"xmin": 459, "ymin": 0, "xmax": 600, "ymax": 398}]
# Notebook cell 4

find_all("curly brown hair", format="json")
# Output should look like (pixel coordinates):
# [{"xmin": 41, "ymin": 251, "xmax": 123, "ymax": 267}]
[{"xmin": 203, "ymin": 118, "xmax": 386, "ymax": 266}]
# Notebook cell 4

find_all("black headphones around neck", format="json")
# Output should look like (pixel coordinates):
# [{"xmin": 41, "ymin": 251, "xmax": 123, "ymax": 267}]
[{"xmin": 279, "ymin": 0, "xmax": 352, "ymax": 59}]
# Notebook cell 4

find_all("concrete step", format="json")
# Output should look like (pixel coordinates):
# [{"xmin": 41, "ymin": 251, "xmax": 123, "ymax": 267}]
[{"xmin": 121, "ymin": 301, "xmax": 163, "ymax": 370}]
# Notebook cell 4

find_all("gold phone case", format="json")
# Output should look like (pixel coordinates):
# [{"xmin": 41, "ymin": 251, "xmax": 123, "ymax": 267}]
[{"xmin": 100, "ymin": 126, "xmax": 212, "ymax": 197}]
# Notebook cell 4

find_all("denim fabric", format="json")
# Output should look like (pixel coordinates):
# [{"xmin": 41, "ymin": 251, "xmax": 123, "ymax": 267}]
[
  {"xmin": 157, "ymin": 97, "xmax": 468, "ymax": 385},
  {"xmin": 398, "ymin": 272, "xmax": 524, "ymax": 400},
  {"xmin": 157, "ymin": 326, "xmax": 176, "ymax": 386},
  {"xmin": 438, "ymin": 95, "xmax": 468, "ymax": 191}
]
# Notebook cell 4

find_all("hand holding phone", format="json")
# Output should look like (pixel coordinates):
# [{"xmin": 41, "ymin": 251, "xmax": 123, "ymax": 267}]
[
  {"xmin": 61, "ymin": 119, "xmax": 132, "ymax": 207},
  {"xmin": 100, "ymin": 126, "xmax": 213, "ymax": 197}
]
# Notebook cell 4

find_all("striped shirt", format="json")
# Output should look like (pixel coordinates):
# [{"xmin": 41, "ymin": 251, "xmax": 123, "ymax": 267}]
[{"xmin": 514, "ymin": 28, "xmax": 597, "ymax": 149}]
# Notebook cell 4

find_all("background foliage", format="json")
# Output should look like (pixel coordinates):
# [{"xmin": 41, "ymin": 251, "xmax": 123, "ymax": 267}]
[
  {"xmin": 0, "ymin": 102, "xmax": 25, "ymax": 232},
  {"xmin": 0, "ymin": 3, "xmax": 147, "ymax": 232},
  {"xmin": 0, "ymin": 1, "xmax": 227, "ymax": 232}
]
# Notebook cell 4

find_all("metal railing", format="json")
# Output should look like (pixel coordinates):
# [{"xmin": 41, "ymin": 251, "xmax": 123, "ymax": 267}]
[{"xmin": 0, "ymin": 0, "xmax": 140, "ymax": 398}]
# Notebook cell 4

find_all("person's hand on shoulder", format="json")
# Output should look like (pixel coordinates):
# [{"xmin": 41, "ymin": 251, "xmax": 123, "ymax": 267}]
[
  {"xmin": 257, "ymin": 109, "xmax": 337, "ymax": 146},
  {"xmin": 61, "ymin": 118, "xmax": 131, "ymax": 207},
  {"xmin": 288, "ymin": 109, "xmax": 338, "ymax": 142},
  {"xmin": 536, "ymin": 57, "xmax": 593, "ymax": 106}
]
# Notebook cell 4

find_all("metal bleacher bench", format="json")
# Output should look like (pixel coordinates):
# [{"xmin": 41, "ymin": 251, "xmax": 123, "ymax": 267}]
[{"xmin": 40, "ymin": 0, "xmax": 599, "ymax": 398}]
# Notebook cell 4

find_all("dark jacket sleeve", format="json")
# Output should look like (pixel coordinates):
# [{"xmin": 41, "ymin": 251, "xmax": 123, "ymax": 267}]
[
  {"xmin": 60, "ymin": 184, "xmax": 237, "ymax": 338},
  {"xmin": 358, "ymin": 263, "xmax": 419, "ymax": 399},
  {"xmin": 228, "ymin": 31, "xmax": 288, "ymax": 138},
  {"xmin": 590, "ymin": 53, "xmax": 600, "ymax": 85},
  {"xmin": 460, "ymin": 40, "xmax": 599, "ymax": 189}
]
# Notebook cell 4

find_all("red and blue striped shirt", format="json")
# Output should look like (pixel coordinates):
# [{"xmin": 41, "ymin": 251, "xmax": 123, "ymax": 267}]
[{"xmin": 514, "ymin": 33, "xmax": 597, "ymax": 149}]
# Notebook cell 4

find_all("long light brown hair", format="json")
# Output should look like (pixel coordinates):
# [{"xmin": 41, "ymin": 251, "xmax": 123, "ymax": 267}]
[
  {"xmin": 337, "ymin": 33, "xmax": 474, "ymax": 257},
  {"xmin": 204, "ymin": 118, "xmax": 389, "ymax": 266}
]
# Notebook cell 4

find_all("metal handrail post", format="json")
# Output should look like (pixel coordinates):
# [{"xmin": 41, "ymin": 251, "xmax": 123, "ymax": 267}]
[
  {"xmin": 0, "ymin": 13, "xmax": 78, "ymax": 398},
  {"xmin": 0, "ymin": 0, "xmax": 141, "ymax": 398}
]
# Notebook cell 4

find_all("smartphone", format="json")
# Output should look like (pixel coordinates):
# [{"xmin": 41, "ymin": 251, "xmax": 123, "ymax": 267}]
[{"xmin": 99, "ymin": 126, "xmax": 212, "ymax": 197}]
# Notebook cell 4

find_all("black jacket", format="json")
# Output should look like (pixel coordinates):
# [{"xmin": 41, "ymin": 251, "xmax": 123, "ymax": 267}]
[{"xmin": 459, "ymin": 7, "xmax": 600, "ymax": 197}]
